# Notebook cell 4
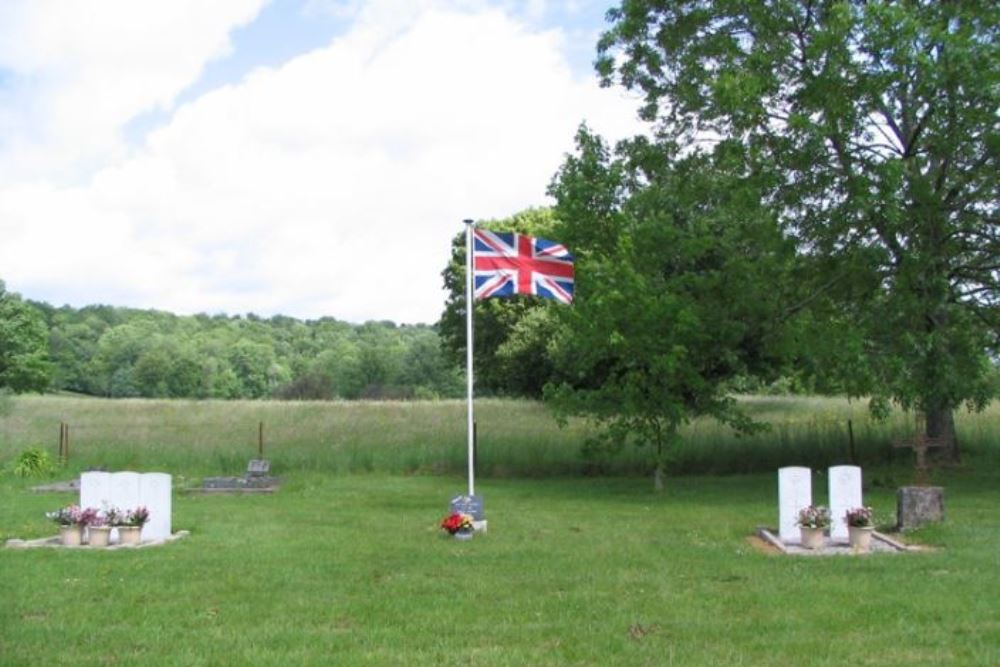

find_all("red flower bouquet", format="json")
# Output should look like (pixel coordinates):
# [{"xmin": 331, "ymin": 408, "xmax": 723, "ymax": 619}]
[{"xmin": 440, "ymin": 512, "xmax": 474, "ymax": 535}]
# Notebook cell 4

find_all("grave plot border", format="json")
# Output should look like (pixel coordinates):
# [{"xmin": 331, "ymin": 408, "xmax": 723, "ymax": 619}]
[
  {"xmin": 755, "ymin": 526, "xmax": 915, "ymax": 556},
  {"xmin": 4, "ymin": 530, "xmax": 190, "ymax": 550}
]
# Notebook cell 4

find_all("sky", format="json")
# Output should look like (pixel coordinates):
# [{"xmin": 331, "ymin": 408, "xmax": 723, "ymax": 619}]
[{"xmin": 0, "ymin": 0, "xmax": 645, "ymax": 324}]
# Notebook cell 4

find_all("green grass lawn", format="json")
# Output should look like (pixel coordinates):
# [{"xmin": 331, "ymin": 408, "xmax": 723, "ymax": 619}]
[
  {"xmin": 2, "ymin": 468, "xmax": 999, "ymax": 666},
  {"xmin": 1, "ymin": 396, "xmax": 999, "ymax": 665}
]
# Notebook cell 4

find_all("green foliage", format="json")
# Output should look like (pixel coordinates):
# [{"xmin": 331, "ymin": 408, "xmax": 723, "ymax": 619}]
[
  {"xmin": 598, "ymin": 0, "xmax": 1000, "ymax": 457},
  {"xmin": 11, "ymin": 446, "xmax": 56, "ymax": 478},
  {"xmin": 546, "ymin": 129, "xmax": 797, "ymax": 486},
  {"xmin": 30, "ymin": 301, "xmax": 462, "ymax": 401},
  {"xmin": 0, "ymin": 281, "xmax": 51, "ymax": 393}
]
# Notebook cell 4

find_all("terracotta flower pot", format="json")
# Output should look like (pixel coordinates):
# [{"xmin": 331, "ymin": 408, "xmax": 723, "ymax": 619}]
[
  {"xmin": 799, "ymin": 526, "xmax": 826, "ymax": 550},
  {"xmin": 59, "ymin": 524, "xmax": 83, "ymax": 546},
  {"xmin": 88, "ymin": 526, "xmax": 111, "ymax": 547},
  {"xmin": 118, "ymin": 525, "xmax": 142, "ymax": 545},
  {"xmin": 848, "ymin": 525, "xmax": 874, "ymax": 552}
]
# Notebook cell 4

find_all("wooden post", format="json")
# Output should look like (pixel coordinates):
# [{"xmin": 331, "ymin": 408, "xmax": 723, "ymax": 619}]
[
  {"xmin": 258, "ymin": 421, "xmax": 264, "ymax": 457},
  {"xmin": 58, "ymin": 422, "xmax": 71, "ymax": 462}
]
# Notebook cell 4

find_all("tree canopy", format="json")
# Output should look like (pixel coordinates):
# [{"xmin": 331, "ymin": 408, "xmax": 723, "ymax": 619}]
[
  {"xmin": 31, "ymin": 301, "xmax": 462, "ymax": 401},
  {"xmin": 0, "ymin": 281, "xmax": 51, "ymax": 393},
  {"xmin": 596, "ymin": 0, "xmax": 999, "ymax": 458},
  {"xmin": 546, "ymin": 128, "xmax": 797, "ymax": 487}
]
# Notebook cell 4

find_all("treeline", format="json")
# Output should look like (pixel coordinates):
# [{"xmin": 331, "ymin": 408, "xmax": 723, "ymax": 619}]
[{"xmin": 31, "ymin": 302, "xmax": 463, "ymax": 400}]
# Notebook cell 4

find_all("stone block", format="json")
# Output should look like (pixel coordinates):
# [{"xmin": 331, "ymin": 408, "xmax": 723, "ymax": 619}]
[{"xmin": 897, "ymin": 486, "xmax": 944, "ymax": 530}]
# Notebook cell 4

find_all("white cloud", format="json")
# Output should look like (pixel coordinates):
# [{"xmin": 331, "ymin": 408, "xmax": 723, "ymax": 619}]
[
  {"xmin": 0, "ymin": 0, "xmax": 644, "ymax": 323},
  {"xmin": 0, "ymin": 0, "xmax": 266, "ymax": 181}
]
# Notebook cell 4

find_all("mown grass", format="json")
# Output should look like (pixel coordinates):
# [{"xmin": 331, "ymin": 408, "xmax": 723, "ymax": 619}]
[
  {"xmin": 1, "ymin": 397, "xmax": 998, "ymax": 665},
  {"xmin": 2, "ymin": 469, "xmax": 999, "ymax": 666},
  {"xmin": 1, "ymin": 395, "xmax": 997, "ymax": 480}
]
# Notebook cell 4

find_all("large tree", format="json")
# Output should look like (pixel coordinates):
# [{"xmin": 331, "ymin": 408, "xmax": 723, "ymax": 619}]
[
  {"xmin": 0, "ymin": 280, "xmax": 51, "ymax": 393},
  {"xmin": 597, "ymin": 0, "xmax": 999, "ymax": 459}
]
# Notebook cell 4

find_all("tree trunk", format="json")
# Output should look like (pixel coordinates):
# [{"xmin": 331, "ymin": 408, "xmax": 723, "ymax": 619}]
[
  {"xmin": 925, "ymin": 405, "xmax": 960, "ymax": 464},
  {"xmin": 653, "ymin": 462, "xmax": 664, "ymax": 492}
]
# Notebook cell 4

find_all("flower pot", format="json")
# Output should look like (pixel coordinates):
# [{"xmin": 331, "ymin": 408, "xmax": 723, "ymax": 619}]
[
  {"xmin": 799, "ymin": 526, "xmax": 825, "ymax": 550},
  {"xmin": 118, "ymin": 525, "xmax": 142, "ymax": 545},
  {"xmin": 453, "ymin": 529, "xmax": 474, "ymax": 541},
  {"xmin": 59, "ymin": 524, "xmax": 83, "ymax": 546},
  {"xmin": 848, "ymin": 525, "xmax": 874, "ymax": 552},
  {"xmin": 88, "ymin": 526, "xmax": 111, "ymax": 547}
]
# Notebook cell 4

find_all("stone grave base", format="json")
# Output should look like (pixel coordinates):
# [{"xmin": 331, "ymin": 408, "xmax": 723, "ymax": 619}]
[
  {"xmin": 756, "ymin": 527, "xmax": 913, "ymax": 555},
  {"xmin": 30, "ymin": 479, "xmax": 81, "ymax": 493},
  {"xmin": 4, "ymin": 530, "xmax": 189, "ymax": 550},
  {"xmin": 190, "ymin": 476, "xmax": 279, "ymax": 494}
]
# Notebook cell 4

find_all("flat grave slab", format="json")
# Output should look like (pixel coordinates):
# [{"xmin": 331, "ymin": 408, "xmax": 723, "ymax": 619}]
[
  {"xmin": 195, "ymin": 476, "xmax": 278, "ymax": 493},
  {"xmin": 191, "ymin": 458, "xmax": 279, "ymax": 494},
  {"xmin": 5, "ymin": 530, "xmax": 189, "ymax": 550},
  {"xmin": 756, "ymin": 526, "xmax": 914, "ymax": 556},
  {"xmin": 31, "ymin": 479, "xmax": 81, "ymax": 493}
]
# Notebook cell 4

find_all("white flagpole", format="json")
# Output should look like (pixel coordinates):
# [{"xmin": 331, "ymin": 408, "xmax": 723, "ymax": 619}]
[{"xmin": 464, "ymin": 218, "xmax": 475, "ymax": 497}]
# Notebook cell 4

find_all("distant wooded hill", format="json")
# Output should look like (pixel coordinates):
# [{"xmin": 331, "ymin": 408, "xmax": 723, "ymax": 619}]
[{"xmin": 30, "ymin": 302, "xmax": 463, "ymax": 400}]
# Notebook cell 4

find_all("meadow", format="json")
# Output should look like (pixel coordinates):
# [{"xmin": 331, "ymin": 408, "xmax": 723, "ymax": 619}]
[
  {"xmin": 3, "ymin": 393, "xmax": 997, "ymax": 479},
  {"xmin": 1, "ymin": 396, "xmax": 998, "ymax": 665}
]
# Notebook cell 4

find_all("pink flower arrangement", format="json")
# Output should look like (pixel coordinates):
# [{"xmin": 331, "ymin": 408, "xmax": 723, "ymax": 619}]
[{"xmin": 845, "ymin": 506, "xmax": 874, "ymax": 528}]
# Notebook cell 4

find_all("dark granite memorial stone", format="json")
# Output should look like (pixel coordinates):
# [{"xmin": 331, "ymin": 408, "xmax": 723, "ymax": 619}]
[{"xmin": 449, "ymin": 494, "xmax": 484, "ymax": 521}]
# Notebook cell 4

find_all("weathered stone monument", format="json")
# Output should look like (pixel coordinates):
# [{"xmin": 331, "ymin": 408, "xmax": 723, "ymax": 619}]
[
  {"xmin": 828, "ymin": 465, "xmax": 862, "ymax": 542},
  {"xmin": 897, "ymin": 486, "xmax": 944, "ymax": 530},
  {"xmin": 778, "ymin": 467, "xmax": 812, "ymax": 543},
  {"xmin": 80, "ymin": 471, "xmax": 172, "ymax": 541},
  {"xmin": 893, "ymin": 417, "xmax": 946, "ymax": 530}
]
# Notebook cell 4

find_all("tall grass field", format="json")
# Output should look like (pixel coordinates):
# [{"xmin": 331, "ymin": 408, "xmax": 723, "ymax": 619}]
[
  {"xmin": 1, "ymin": 395, "xmax": 998, "ymax": 665},
  {"xmin": 2, "ymin": 394, "xmax": 997, "ymax": 478}
]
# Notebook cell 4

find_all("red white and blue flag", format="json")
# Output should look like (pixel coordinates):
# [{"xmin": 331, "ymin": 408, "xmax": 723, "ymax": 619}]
[{"xmin": 472, "ymin": 229, "xmax": 574, "ymax": 304}]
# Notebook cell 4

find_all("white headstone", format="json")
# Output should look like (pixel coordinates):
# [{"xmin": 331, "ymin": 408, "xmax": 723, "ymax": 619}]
[
  {"xmin": 109, "ymin": 472, "xmax": 141, "ymax": 512},
  {"xmin": 79, "ymin": 472, "xmax": 112, "ymax": 512},
  {"xmin": 778, "ymin": 467, "xmax": 812, "ymax": 543},
  {"xmin": 829, "ymin": 465, "xmax": 862, "ymax": 542},
  {"xmin": 79, "ymin": 471, "xmax": 172, "ymax": 542},
  {"xmin": 139, "ymin": 473, "xmax": 172, "ymax": 541}
]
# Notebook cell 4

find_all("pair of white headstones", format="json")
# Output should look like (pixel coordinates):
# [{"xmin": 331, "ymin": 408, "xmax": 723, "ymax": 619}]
[
  {"xmin": 778, "ymin": 466, "xmax": 862, "ymax": 544},
  {"xmin": 79, "ymin": 471, "xmax": 171, "ymax": 542}
]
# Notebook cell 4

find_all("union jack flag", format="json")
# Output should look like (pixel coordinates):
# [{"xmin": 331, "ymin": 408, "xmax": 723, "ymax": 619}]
[{"xmin": 473, "ymin": 229, "xmax": 574, "ymax": 304}]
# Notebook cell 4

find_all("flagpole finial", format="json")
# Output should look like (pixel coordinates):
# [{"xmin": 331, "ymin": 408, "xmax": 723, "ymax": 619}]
[{"xmin": 464, "ymin": 218, "xmax": 474, "ymax": 226}]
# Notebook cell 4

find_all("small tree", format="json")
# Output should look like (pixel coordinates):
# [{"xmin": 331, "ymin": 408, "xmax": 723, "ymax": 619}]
[{"xmin": 547, "ymin": 129, "xmax": 796, "ymax": 489}]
